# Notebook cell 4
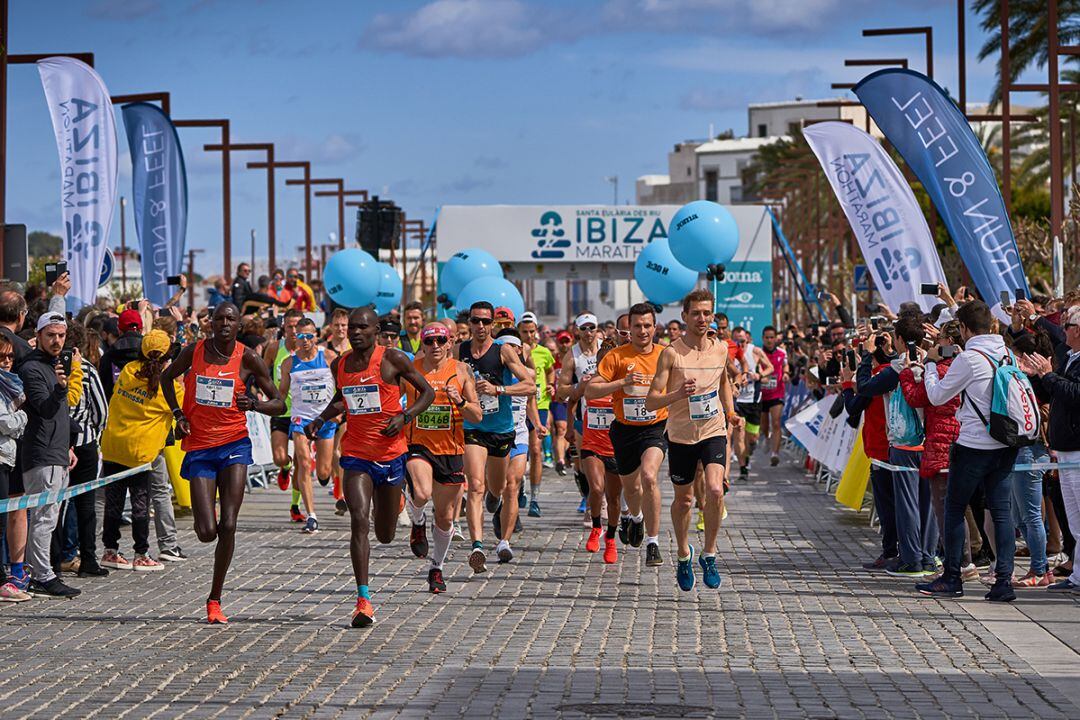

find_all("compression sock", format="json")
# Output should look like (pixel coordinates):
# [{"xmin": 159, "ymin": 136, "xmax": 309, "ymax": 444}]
[
  {"xmin": 291, "ymin": 488, "xmax": 301, "ymax": 506},
  {"xmin": 592, "ymin": 515, "xmax": 602, "ymax": 529},
  {"xmin": 405, "ymin": 491, "xmax": 426, "ymax": 525},
  {"xmin": 10, "ymin": 562, "xmax": 24, "ymax": 579},
  {"xmin": 606, "ymin": 525, "xmax": 617, "ymax": 539},
  {"xmin": 471, "ymin": 540, "xmax": 483, "ymax": 550},
  {"xmin": 542, "ymin": 434, "xmax": 552, "ymax": 458},
  {"xmin": 530, "ymin": 482, "xmax": 541, "ymax": 500},
  {"xmin": 431, "ymin": 524, "xmax": 453, "ymax": 570},
  {"xmin": 357, "ymin": 585, "xmax": 370, "ymax": 600},
  {"xmin": 646, "ymin": 535, "xmax": 659, "ymax": 547}
]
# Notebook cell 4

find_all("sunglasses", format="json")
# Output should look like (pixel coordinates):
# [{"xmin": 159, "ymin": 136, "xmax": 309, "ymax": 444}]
[
  {"xmin": 579, "ymin": 324, "xmax": 597, "ymax": 331},
  {"xmin": 616, "ymin": 329, "xmax": 631, "ymax": 337},
  {"xmin": 470, "ymin": 317, "xmax": 493, "ymax": 325},
  {"xmin": 423, "ymin": 336, "xmax": 449, "ymax": 346},
  {"xmin": 296, "ymin": 333, "xmax": 315, "ymax": 340}
]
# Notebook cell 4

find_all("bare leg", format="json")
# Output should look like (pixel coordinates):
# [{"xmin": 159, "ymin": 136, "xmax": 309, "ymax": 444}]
[
  {"xmin": 6, "ymin": 508, "xmax": 26, "ymax": 566},
  {"xmin": 485, "ymin": 453, "xmax": 509, "ymax": 499},
  {"xmin": 432, "ymin": 480, "xmax": 465, "ymax": 532},
  {"xmin": 292, "ymin": 432, "xmax": 315, "ymax": 517},
  {"xmin": 768, "ymin": 405, "xmax": 783, "ymax": 456},
  {"xmin": 640, "ymin": 447, "xmax": 665, "ymax": 538},
  {"xmin": 271, "ymin": 430, "xmax": 290, "ymax": 473},
  {"xmin": 189, "ymin": 465, "xmax": 247, "ymax": 602},
  {"xmin": 583, "ymin": 455, "xmax": 606, "ymax": 519},
  {"xmin": 671, "ymin": 483, "xmax": 696, "ymax": 558},
  {"xmin": 621, "ymin": 470, "xmax": 643, "ymax": 517},
  {"xmin": 553, "ymin": 420, "xmax": 567, "ymax": 466},
  {"xmin": 464, "ymin": 444, "xmax": 489, "ymax": 543},
  {"xmin": 603, "ymin": 472, "xmax": 623, "ymax": 528},
  {"xmin": 406, "ymin": 458, "xmax": 434, "ymax": 512},
  {"xmin": 372, "ymin": 482, "xmax": 403, "ymax": 545},
  {"xmin": 500, "ymin": 454, "xmax": 526, "ymax": 542},
  {"xmin": 701, "ymin": 462, "xmax": 726, "ymax": 555},
  {"xmin": 314, "ymin": 437, "xmax": 335, "ymax": 485},
  {"xmin": 343, "ymin": 471, "xmax": 374, "ymax": 586}
]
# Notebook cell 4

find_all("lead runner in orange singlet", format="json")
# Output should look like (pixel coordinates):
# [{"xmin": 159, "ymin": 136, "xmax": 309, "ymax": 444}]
[
  {"xmin": 161, "ymin": 302, "xmax": 285, "ymax": 624},
  {"xmin": 306, "ymin": 307, "xmax": 434, "ymax": 627}
]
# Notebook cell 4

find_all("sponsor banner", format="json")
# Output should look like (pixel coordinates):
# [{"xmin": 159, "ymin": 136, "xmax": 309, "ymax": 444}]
[
  {"xmin": 712, "ymin": 260, "xmax": 772, "ymax": 336},
  {"xmin": 854, "ymin": 69, "xmax": 1028, "ymax": 320},
  {"xmin": 804, "ymin": 122, "xmax": 947, "ymax": 313},
  {"xmin": 121, "ymin": 102, "xmax": 188, "ymax": 308},
  {"xmin": 38, "ymin": 57, "xmax": 119, "ymax": 310},
  {"xmin": 784, "ymin": 395, "xmax": 858, "ymax": 474}
]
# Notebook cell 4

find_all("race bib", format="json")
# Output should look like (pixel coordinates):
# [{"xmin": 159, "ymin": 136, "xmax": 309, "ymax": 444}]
[
  {"xmin": 343, "ymin": 384, "xmax": 381, "ymax": 415},
  {"xmin": 415, "ymin": 404, "xmax": 452, "ymax": 431},
  {"xmin": 479, "ymin": 393, "xmax": 500, "ymax": 415},
  {"xmin": 586, "ymin": 406, "xmax": 614, "ymax": 431},
  {"xmin": 689, "ymin": 389, "xmax": 719, "ymax": 421},
  {"xmin": 299, "ymin": 382, "xmax": 331, "ymax": 407},
  {"xmin": 762, "ymin": 377, "xmax": 778, "ymax": 390},
  {"xmin": 195, "ymin": 375, "xmax": 234, "ymax": 408},
  {"xmin": 622, "ymin": 397, "xmax": 657, "ymax": 423}
]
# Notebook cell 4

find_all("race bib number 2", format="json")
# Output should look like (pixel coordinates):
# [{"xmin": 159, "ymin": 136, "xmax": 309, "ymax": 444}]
[
  {"xmin": 622, "ymin": 397, "xmax": 657, "ymax": 423},
  {"xmin": 195, "ymin": 375, "xmax": 234, "ymax": 408},
  {"xmin": 343, "ymin": 385, "xmax": 381, "ymax": 415}
]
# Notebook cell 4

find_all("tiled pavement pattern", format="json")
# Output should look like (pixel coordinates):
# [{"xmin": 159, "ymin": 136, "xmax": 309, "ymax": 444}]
[{"xmin": 2, "ymin": 457, "xmax": 1079, "ymax": 719}]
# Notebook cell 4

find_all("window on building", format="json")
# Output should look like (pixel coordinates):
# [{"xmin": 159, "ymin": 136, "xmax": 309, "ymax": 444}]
[
  {"xmin": 600, "ymin": 279, "xmax": 611, "ymax": 301},
  {"xmin": 704, "ymin": 169, "xmax": 718, "ymax": 202},
  {"xmin": 757, "ymin": 123, "xmax": 767, "ymax": 138},
  {"xmin": 541, "ymin": 281, "xmax": 557, "ymax": 317},
  {"xmin": 569, "ymin": 281, "xmax": 589, "ymax": 316},
  {"xmin": 687, "ymin": 166, "xmax": 692, "ymax": 177},
  {"xmin": 788, "ymin": 121, "xmax": 800, "ymax": 136}
]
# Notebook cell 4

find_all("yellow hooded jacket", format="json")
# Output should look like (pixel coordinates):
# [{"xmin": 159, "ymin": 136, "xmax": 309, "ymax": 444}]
[{"xmin": 100, "ymin": 361, "xmax": 184, "ymax": 467}]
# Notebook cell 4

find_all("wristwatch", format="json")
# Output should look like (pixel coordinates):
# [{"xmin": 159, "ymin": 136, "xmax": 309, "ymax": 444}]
[
  {"xmin": 1028, "ymin": 313, "xmax": 1038, "ymax": 323},
  {"xmin": 455, "ymin": 397, "xmax": 467, "ymax": 408}
]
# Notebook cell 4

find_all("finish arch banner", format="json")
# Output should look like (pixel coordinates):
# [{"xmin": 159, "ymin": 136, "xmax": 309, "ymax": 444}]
[
  {"xmin": 854, "ymin": 69, "xmax": 1028, "ymax": 320},
  {"xmin": 804, "ymin": 122, "xmax": 946, "ymax": 313},
  {"xmin": 38, "ymin": 57, "xmax": 119, "ymax": 311}
]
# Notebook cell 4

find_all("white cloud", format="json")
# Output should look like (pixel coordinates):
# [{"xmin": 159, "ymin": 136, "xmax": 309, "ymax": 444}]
[{"xmin": 601, "ymin": 0, "xmax": 845, "ymax": 35}]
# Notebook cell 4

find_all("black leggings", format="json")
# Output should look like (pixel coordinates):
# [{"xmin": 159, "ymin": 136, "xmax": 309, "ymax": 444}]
[
  {"xmin": 102, "ymin": 460, "xmax": 152, "ymax": 556},
  {"xmin": 1046, "ymin": 473, "xmax": 1075, "ymax": 561}
]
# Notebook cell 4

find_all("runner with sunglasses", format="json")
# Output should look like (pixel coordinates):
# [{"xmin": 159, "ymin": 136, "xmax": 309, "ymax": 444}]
[
  {"xmin": 276, "ymin": 317, "xmax": 339, "ymax": 534},
  {"xmin": 305, "ymin": 307, "xmax": 434, "ymax": 627},
  {"xmin": 518, "ymin": 313, "xmax": 555, "ymax": 518},
  {"xmin": 263, "ymin": 309, "xmax": 304, "ymax": 522},
  {"xmin": 455, "ymin": 302, "xmax": 534, "ymax": 572},
  {"xmin": 580, "ymin": 339, "xmax": 621, "ymax": 563},
  {"xmin": 404, "ymin": 323, "xmax": 482, "ymax": 593},
  {"xmin": 555, "ymin": 314, "xmax": 601, "ymax": 516}
]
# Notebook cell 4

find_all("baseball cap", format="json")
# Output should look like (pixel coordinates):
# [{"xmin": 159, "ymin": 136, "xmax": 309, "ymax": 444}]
[
  {"xmin": 519, "ymin": 311, "xmax": 538, "ymax": 324},
  {"xmin": 421, "ymin": 324, "xmax": 450, "ymax": 340},
  {"xmin": 575, "ymin": 313, "xmax": 598, "ymax": 328},
  {"xmin": 118, "ymin": 308, "xmax": 143, "ymax": 333},
  {"xmin": 35, "ymin": 312, "xmax": 67, "ymax": 333},
  {"xmin": 556, "ymin": 330, "xmax": 573, "ymax": 342},
  {"xmin": 379, "ymin": 318, "xmax": 402, "ymax": 335},
  {"xmin": 494, "ymin": 307, "xmax": 515, "ymax": 323},
  {"xmin": 141, "ymin": 329, "xmax": 171, "ymax": 358}
]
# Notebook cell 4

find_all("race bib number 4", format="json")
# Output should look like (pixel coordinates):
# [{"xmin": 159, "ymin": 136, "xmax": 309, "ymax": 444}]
[
  {"xmin": 343, "ymin": 385, "xmax": 381, "ymax": 415},
  {"xmin": 479, "ymin": 393, "xmax": 500, "ymax": 415},
  {"xmin": 300, "ymin": 382, "xmax": 331, "ymax": 407},
  {"xmin": 586, "ymin": 406, "xmax": 614, "ymax": 431},
  {"xmin": 195, "ymin": 375, "xmax": 234, "ymax": 408},
  {"xmin": 416, "ymin": 404, "xmax": 452, "ymax": 431},
  {"xmin": 689, "ymin": 389, "xmax": 719, "ymax": 421},
  {"xmin": 622, "ymin": 397, "xmax": 657, "ymax": 423}
]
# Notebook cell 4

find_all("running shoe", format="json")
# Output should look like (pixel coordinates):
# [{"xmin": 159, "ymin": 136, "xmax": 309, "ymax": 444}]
[
  {"xmin": 0, "ymin": 582, "xmax": 31, "ymax": 603},
  {"xmin": 984, "ymin": 579, "xmax": 1016, "ymax": 602},
  {"xmin": 158, "ymin": 547, "xmax": 188, "ymax": 562},
  {"xmin": 28, "ymin": 577, "xmax": 80, "ymax": 599},
  {"xmin": 410, "ymin": 523, "xmax": 429, "ymax": 558},
  {"xmin": 59, "ymin": 557, "xmax": 81, "ymax": 575},
  {"xmin": 8, "ymin": 570, "xmax": 29, "ymax": 593},
  {"xmin": 885, "ymin": 563, "xmax": 932, "ymax": 578},
  {"xmin": 676, "ymin": 546, "xmax": 695, "ymax": 591},
  {"xmin": 484, "ymin": 490, "xmax": 502, "ymax": 514},
  {"xmin": 961, "ymin": 563, "xmax": 979, "ymax": 582},
  {"xmin": 301, "ymin": 516, "xmax": 320, "ymax": 535},
  {"xmin": 514, "ymin": 515, "xmax": 523, "ymax": 534},
  {"xmin": 1047, "ymin": 578, "xmax": 1080, "ymax": 593},
  {"xmin": 618, "ymin": 515, "xmax": 631, "ymax": 545},
  {"xmin": 695, "ymin": 510, "xmax": 705, "ymax": 532},
  {"xmin": 335, "ymin": 499, "xmax": 348, "ymax": 516},
  {"xmin": 289, "ymin": 505, "xmax": 306, "ymax": 523},
  {"xmin": 428, "ymin": 568, "xmax": 446, "ymax": 594},
  {"xmin": 916, "ymin": 575, "xmax": 963, "ymax": 598},
  {"xmin": 351, "ymin": 598, "xmax": 374, "ymax": 628},
  {"xmin": 78, "ymin": 559, "xmax": 109, "ymax": 577},
  {"xmin": 133, "ymin": 554, "xmax": 165, "ymax": 572},
  {"xmin": 576, "ymin": 497, "xmax": 587, "ymax": 513},
  {"xmin": 469, "ymin": 548, "xmax": 487, "ymax": 574},
  {"xmin": 496, "ymin": 540, "xmax": 514, "ymax": 563},
  {"xmin": 738, "ymin": 465, "xmax": 749, "ymax": 481},
  {"xmin": 971, "ymin": 548, "xmax": 994, "ymax": 570},
  {"xmin": 543, "ymin": 456, "xmax": 554, "ymax": 469},
  {"xmin": 603, "ymin": 537, "xmax": 618, "ymax": 564},
  {"xmin": 861, "ymin": 554, "xmax": 895, "ymax": 571},
  {"xmin": 518, "ymin": 486, "xmax": 527, "ymax": 509},
  {"xmin": 277, "ymin": 465, "xmax": 291, "ymax": 492},
  {"xmin": 1014, "ymin": 571, "xmax": 1051, "ymax": 589},
  {"xmin": 528, "ymin": 500, "xmax": 541, "ymax": 518},
  {"xmin": 628, "ymin": 519, "xmax": 645, "ymax": 548},
  {"xmin": 492, "ymin": 507, "xmax": 503, "ymax": 540},
  {"xmin": 555, "ymin": 461, "xmax": 567, "ymax": 476},
  {"xmin": 585, "ymin": 527, "xmax": 602, "ymax": 553},
  {"xmin": 452, "ymin": 523, "xmax": 465, "ymax": 541},
  {"xmin": 645, "ymin": 542, "xmax": 663, "ymax": 567},
  {"xmin": 317, "ymin": 474, "xmax": 331, "ymax": 487},
  {"xmin": 769, "ymin": 454, "xmax": 779, "ymax": 467},
  {"xmin": 101, "ymin": 549, "xmax": 132, "ymax": 570},
  {"xmin": 699, "ymin": 554, "xmax": 722, "ymax": 589}
]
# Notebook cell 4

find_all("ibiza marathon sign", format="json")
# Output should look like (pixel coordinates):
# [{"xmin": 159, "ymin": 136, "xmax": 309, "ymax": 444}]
[{"xmin": 528, "ymin": 207, "xmax": 669, "ymax": 260}]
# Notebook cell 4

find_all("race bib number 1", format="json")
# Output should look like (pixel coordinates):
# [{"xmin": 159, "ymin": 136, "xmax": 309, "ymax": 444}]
[
  {"xmin": 195, "ymin": 376, "xmax": 234, "ymax": 408},
  {"xmin": 479, "ymin": 393, "xmax": 500, "ymax": 415},
  {"xmin": 343, "ymin": 385, "xmax": 381, "ymax": 415},
  {"xmin": 689, "ymin": 389, "xmax": 719, "ymax": 421},
  {"xmin": 622, "ymin": 397, "xmax": 657, "ymax": 423}
]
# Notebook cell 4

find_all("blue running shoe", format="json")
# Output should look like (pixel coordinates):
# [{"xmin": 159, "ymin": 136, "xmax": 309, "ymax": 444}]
[
  {"xmin": 576, "ymin": 497, "xmax": 587, "ymax": 513},
  {"xmin": 528, "ymin": 500, "xmax": 541, "ymax": 517},
  {"xmin": 699, "ymin": 553, "xmax": 722, "ymax": 589},
  {"xmin": 677, "ymin": 546, "xmax": 695, "ymax": 591},
  {"xmin": 518, "ymin": 486, "xmax": 527, "ymax": 509}
]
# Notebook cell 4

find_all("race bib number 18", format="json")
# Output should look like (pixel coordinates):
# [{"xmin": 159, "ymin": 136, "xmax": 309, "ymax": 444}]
[
  {"xmin": 622, "ymin": 397, "xmax": 657, "ymax": 423},
  {"xmin": 195, "ymin": 376, "xmax": 234, "ymax": 408},
  {"xmin": 343, "ymin": 385, "xmax": 381, "ymax": 415}
]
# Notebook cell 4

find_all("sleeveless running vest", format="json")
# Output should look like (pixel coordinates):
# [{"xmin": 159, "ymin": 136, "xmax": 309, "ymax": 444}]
[
  {"xmin": 511, "ymin": 378, "xmax": 528, "ymax": 447},
  {"xmin": 289, "ymin": 348, "xmax": 335, "ymax": 421},
  {"xmin": 665, "ymin": 337, "xmax": 729, "ymax": 445},
  {"xmin": 581, "ymin": 395, "xmax": 615, "ymax": 457},
  {"xmin": 182, "ymin": 339, "xmax": 249, "ymax": 452},
  {"xmin": 571, "ymin": 343, "xmax": 598, "ymax": 417},
  {"xmin": 761, "ymin": 346, "xmax": 787, "ymax": 402},
  {"xmin": 736, "ymin": 342, "xmax": 760, "ymax": 405},
  {"xmin": 337, "ymin": 345, "xmax": 406, "ymax": 462},
  {"xmin": 406, "ymin": 357, "xmax": 465, "ymax": 456},
  {"xmin": 459, "ymin": 339, "xmax": 512, "ymax": 433}
]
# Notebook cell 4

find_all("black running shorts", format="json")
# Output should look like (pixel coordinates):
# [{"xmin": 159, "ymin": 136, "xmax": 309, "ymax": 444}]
[
  {"xmin": 580, "ymin": 449, "xmax": 618, "ymax": 475},
  {"xmin": 608, "ymin": 420, "xmax": 668, "ymax": 477},
  {"xmin": 270, "ymin": 416, "xmax": 291, "ymax": 434},
  {"xmin": 407, "ymin": 444, "xmax": 465, "ymax": 485},
  {"xmin": 667, "ymin": 435, "xmax": 728, "ymax": 485},
  {"xmin": 463, "ymin": 429, "xmax": 515, "ymax": 459},
  {"xmin": 735, "ymin": 401, "xmax": 761, "ymax": 427}
]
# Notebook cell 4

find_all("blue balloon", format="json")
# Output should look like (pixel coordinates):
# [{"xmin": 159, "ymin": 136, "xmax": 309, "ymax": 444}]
[
  {"xmin": 373, "ymin": 262, "xmax": 402, "ymax": 315},
  {"xmin": 324, "ymin": 248, "xmax": 380, "ymax": 308},
  {"xmin": 634, "ymin": 238, "xmax": 699, "ymax": 305},
  {"xmin": 669, "ymin": 200, "xmax": 739, "ymax": 272},
  {"xmin": 456, "ymin": 276, "xmax": 524, "ymax": 321},
  {"xmin": 439, "ymin": 248, "xmax": 502, "ymax": 302}
]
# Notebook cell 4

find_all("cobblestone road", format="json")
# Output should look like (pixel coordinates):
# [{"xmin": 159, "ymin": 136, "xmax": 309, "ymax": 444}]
[{"xmin": 3, "ymin": 456, "xmax": 1079, "ymax": 719}]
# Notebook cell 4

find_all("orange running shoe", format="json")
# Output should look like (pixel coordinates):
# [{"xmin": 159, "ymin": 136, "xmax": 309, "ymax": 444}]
[
  {"xmin": 333, "ymin": 474, "xmax": 343, "ymax": 501},
  {"xmin": 206, "ymin": 600, "xmax": 228, "ymax": 625},
  {"xmin": 585, "ymin": 527, "xmax": 602, "ymax": 553},
  {"xmin": 603, "ymin": 536, "xmax": 618, "ymax": 564},
  {"xmin": 352, "ymin": 597, "xmax": 375, "ymax": 628},
  {"xmin": 277, "ymin": 465, "xmax": 291, "ymax": 492}
]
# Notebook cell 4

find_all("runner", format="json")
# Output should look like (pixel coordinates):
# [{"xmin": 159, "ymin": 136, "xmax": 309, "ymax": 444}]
[
  {"xmin": 161, "ymin": 302, "xmax": 285, "ymax": 624},
  {"xmin": 456, "ymin": 301, "xmax": 534, "ymax": 572},
  {"xmin": 555, "ymin": 313, "xmax": 601, "ymax": 515},
  {"xmin": 730, "ymin": 326, "xmax": 773, "ymax": 480},
  {"xmin": 263, "ymin": 308, "xmax": 303, "ymax": 520},
  {"xmin": 519, "ymin": 312, "xmax": 555, "ymax": 518},
  {"xmin": 550, "ymin": 330, "xmax": 574, "ymax": 478},
  {"xmin": 403, "ymin": 322, "xmax": 482, "ymax": 593},
  {"xmin": 579, "ymin": 339, "xmax": 621, "ymax": 563},
  {"xmin": 325, "ymin": 308, "xmax": 350, "ymax": 355},
  {"xmin": 586, "ymin": 303, "xmax": 666, "ymax": 567},
  {"xmin": 277, "ymin": 317, "xmax": 338, "ymax": 534},
  {"xmin": 646, "ymin": 289, "xmax": 740, "ymax": 591},
  {"xmin": 759, "ymin": 326, "xmax": 789, "ymax": 467},
  {"xmin": 305, "ymin": 307, "xmax": 434, "ymax": 627}
]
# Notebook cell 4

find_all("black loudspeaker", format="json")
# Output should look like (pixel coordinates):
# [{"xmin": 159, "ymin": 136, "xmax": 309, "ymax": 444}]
[
  {"xmin": 3, "ymin": 224, "xmax": 28, "ymax": 282},
  {"xmin": 355, "ymin": 196, "xmax": 402, "ymax": 255}
]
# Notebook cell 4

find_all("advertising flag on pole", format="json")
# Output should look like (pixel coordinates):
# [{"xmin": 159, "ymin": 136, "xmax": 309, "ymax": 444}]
[
  {"xmin": 804, "ymin": 122, "xmax": 947, "ymax": 313},
  {"xmin": 121, "ymin": 102, "xmax": 188, "ymax": 307},
  {"xmin": 38, "ymin": 57, "xmax": 119, "ymax": 311},
  {"xmin": 854, "ymin": 69, "xmax": 1028, "ymax": 320}
]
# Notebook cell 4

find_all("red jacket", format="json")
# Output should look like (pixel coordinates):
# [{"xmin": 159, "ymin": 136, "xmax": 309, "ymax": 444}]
[{"xmin": 899, "ymin": 359, "xmax": 961, "ymax": 478}]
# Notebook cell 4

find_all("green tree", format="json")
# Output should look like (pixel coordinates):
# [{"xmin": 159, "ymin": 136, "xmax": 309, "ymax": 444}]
[{"xmin": 27, "ymin": 230, "xmax": 62, "ymax": 258}]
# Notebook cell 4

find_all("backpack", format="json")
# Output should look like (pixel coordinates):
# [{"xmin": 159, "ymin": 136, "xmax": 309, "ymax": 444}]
[
  {"xmin": 962, "ymin": 350, "xmax": 1040, "ymax": 448},
  {"xmin": 885, "ymin": 387, "xmax": 924, "ymax": 447}
]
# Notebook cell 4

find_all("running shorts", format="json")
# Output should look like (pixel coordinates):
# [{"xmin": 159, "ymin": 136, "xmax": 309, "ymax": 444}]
[
  {"xmin": 464, "ymin": 429, "xmax": 515, "ymax": 458},
  {"xmin": 270, "ymin": 416, "xmax": 292, "ymax": 434},
  {"xmin": 341, "ymin": 453, "xmax": 407, "ymax": 487},
  {"xmin": 735, "ymin": 401, "xmax": 761, "ymax": 430},
  {"xmin": 608, "ymin": 420, "xmax": 668, "ymax": 477},
  {"xmin": 407, "ymin": 444, "xmax": 465, "ymax": 485},
  {"xmin": 761, "ymin": 398, "xmax": 784, "ymax": 411},
  {"xmin": 580, "ymin": 448, "xmax": 618, "ymax": 475},
  {"xmin": 509, "ymin": 442, "xmax": 528, "ymax": 459},
  {"xmin": 668, "ymin": 435, "xmax": 728, "ymax": 485},
  {"xmin": 550, "ymin": 402, "xmax": 568, "ymax": 423},
  {"xmin": 180, "ymin": 437, "xmax": 253, "ymax": 480},
  {"xmin": 290, "ymin": 417, "xmax": 339, "ymax": 440}
]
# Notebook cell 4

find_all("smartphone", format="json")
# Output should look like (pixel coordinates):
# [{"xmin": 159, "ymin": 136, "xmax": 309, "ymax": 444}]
[
  {"xmin": 167, "ymin": 275, "xmax": 184, "ymax": 286},
  {"xmin": 58, "ymin": 349, "xmax": 74, "ymax": 375},
  {"xmin": 870, "ymin": 315, "xmax": 885, "ymax": 330},
  {"xmin": 45, "ymin": 261, "xmax": 68, "ymax": 286},
  {"xmin": 846, "ymin": 349, "xmax": 857, "ymax": 371},
  {"xmin": 824, "ymin": 376, "xmax": 836, "ymax": 386},
  {"xmin": 920, "ymin": 283, "xmax": 939, "ymax": 295},
  {"xmin": 865, "ymin": 303, "xmax": 881, "ymax": 314},
  {"xmin": 907, "ymin": 341, "xmax": 918, "ymax": 362},
  {"xmin": 940, "ymin": 344, "xmax": 956, "ymax": 359},
  {"xmin": 1000, "ymin": 289, "xmax": 1011, "ymax": 307},
  {"xmin": 1016, "ymin": 288, "xmax": 1027, "ymax": 301}
]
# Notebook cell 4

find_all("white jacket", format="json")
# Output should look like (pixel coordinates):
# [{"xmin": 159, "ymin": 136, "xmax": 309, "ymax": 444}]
[
  {"xmin": 923, "ymin": 333, "xmax": 1007, "ymax": 450},
  {"xmin": 0, "ymin": 397, "xmax": 27, "ymax": 468}
]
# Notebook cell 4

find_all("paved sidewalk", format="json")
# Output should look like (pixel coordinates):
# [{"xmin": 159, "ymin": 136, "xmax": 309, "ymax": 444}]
[{"xmin": 2, "ymin": 457, "xmax": 1078, "ymax": 719}]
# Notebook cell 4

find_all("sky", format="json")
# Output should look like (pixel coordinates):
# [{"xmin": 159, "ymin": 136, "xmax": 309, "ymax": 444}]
[{"xmin": 4, "ymin": 0, "xmax": 1026, "ymax": 279}]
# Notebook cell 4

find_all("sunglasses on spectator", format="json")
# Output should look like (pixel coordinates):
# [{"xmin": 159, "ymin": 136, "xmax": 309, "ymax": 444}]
[
  {"xmin": 296, "ymin": 333, "xmax": 315, "ymax": 340},
  {"xmin": 423, "ymin": 336, "xmax": 449, "ymax": 346},
  {"xmin": 470, "ymin": 317, "xmax": 493, "ymax": 325}
]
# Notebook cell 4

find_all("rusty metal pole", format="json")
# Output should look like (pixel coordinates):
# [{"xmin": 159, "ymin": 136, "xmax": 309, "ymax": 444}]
[
  {"xmin": 174, "ymin": 119, "xmax": 231, "ymax": 281},
  {"xmin": 957, "ymin": 0, "xmax": 966, "ymax": 110},
  {"xmin": 1001, "ymin": 0, "xmax": 1012, "ymax": 213},
  {"xmin": 1049, "ymin": 0, "xmax": 1064, "ymax": 241}
]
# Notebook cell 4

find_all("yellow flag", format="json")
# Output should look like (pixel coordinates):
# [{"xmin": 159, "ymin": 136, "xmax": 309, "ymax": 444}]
[{"xmin": 835, "ymin": 428, "xmax": 871, "ymax": 511}]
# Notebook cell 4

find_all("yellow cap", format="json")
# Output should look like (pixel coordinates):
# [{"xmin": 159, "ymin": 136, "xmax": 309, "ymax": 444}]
[{"xmin": 141, "ymin": 329, "xmax": 171, "ymax": 358}]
